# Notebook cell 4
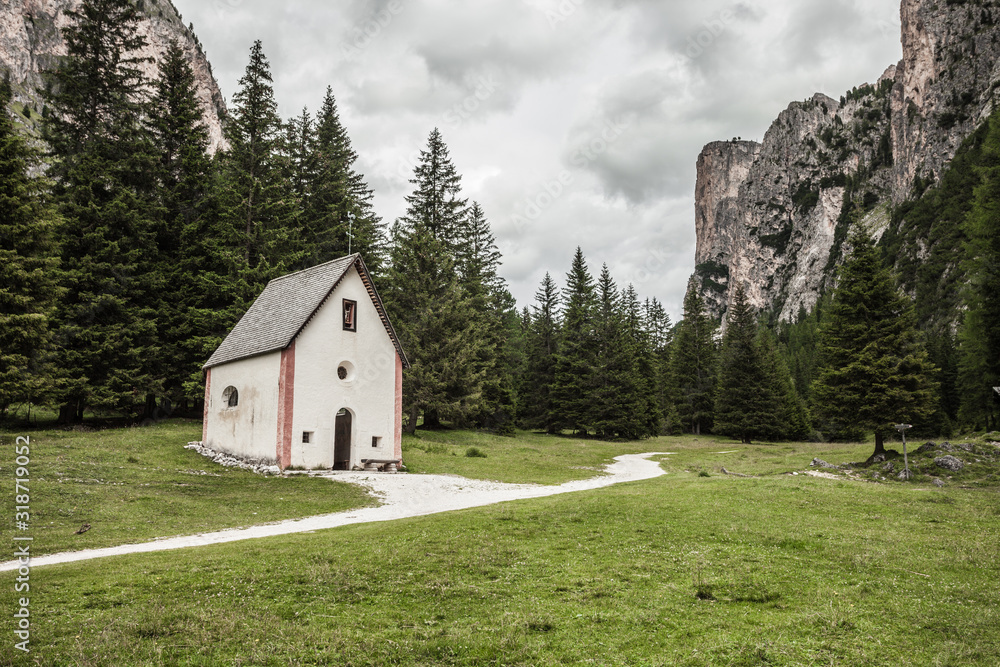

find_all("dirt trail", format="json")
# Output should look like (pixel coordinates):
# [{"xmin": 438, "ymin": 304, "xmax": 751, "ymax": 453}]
[{"xmin": 0, "ymin": 452, "xmax": 670, "ymax": 571}]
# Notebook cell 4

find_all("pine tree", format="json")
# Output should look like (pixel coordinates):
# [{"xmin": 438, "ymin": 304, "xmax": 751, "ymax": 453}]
[
  {"xmin": 621, "ymin": 284, "xmax": 662, "ymax": 438},
  {"xmin": 385, "ymin": 225, "xmax": 484, "ymax": 432},
  {"xmin": 758, "ymin": 327, "xmax": 812, "ymax": 441},
  {"xmin": 450, "ymin": 202, "xmax": 516, "ymax": 432},
  {"xmin": 42, "ymin": 0, "xmax": 161, "ymax": 421},
  {"xmin": 644, "ymin": 297, "xmax": 674, "ymax": 432},
  {"xmin": 0, "ymin": 80, "xmax": 62, "ymax": 418},
  {"xmin": 521, "ymin": 273, "xmax": 561, "ymax": 432},
  {"xmin": 811, "ymin": 229, "xmax": 939, "ymax": 458},
  {"xmin": 397, "ymin": 128, "xmax": 467, "ymax": 248},
  {"xmin": 551, "ymin": 248, "xmax": 597, "ymax": 434},
  {"xmin": 958, "ymin": 110, "xmax": 1000, "ymax": 429},
  {"xmin": 714, "ymin": 284, "xmax": 778, "ymax": 443},
  {"xmin": 669, "ymin": 286, "xmax": 717, "ymax": 434},
  {"xmin": 305, "ymin": 87, "xmax": 383, "ymax": 270},
  {"xmin": 216, "ymin": 40, "xmax": 300, "ymax": 307},
  {"xmin": 591, "ymin": 265, "xmax": 628, "ymax": 437},
  {"xmin": 147, "ymin": 40, "xmax": 215, "ymax": 409}
]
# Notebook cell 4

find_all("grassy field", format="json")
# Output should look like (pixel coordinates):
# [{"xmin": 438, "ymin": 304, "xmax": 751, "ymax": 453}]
[
  {"xmin": 0, "ymin": 420, "xmax": 374, "ymax": 555},
  {"xmin": 2, "ymin": 425, "xmax": 999, "ymax": 665}
]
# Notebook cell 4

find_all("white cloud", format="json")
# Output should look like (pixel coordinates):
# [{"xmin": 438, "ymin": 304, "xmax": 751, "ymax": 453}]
[{"xmin": 173, "ymin": 0, "xmax": 902, "ymax": 319}]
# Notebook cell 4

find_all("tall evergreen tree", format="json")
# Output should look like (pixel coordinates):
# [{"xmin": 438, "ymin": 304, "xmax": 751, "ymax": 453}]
[
  {"xmin": 551, "ymin": 248, "xmax": 597, "ymax": 434},
  {"xmin": 42, "ymin": 0, "xmax": 161, "ymax": 420},
  {"xmin": 958, "ymin": 110, "xmax": 1000, "ymax": 429},
  {"xmin": 758, "ymin": 326, "xmax": 812, "ymax": 441},
  {"xmin": 591, "ymin": 265, "xmax": 628, "ymax": 437},
  {"xmin": 396, "ymin": 127, "xmax": 467, "ymax": 247},
  {"xmin": 644, "ymin": 297, "xmax": 674, "ymax": 431},
  {"xmin": 305, "ymin": 87, "xmax": 383, "ymax": 270},
  {"xmin": 811, "ymin": 229, "xmax": 939, "ymax": 458},
  {"xmin": 385, "ymin": 225, "xmax": 484, "ymax": 431},
  {"xmin": 147, "ymin": 40, "xmax": 215, "ymax": 408},
  {"xmin": 669, "ymin": 286, "xmax": 717, "ymax": 434},
  {"xmin": 714, "ymin": 284, "xmax": 779, "ymax": 443},
  {"xmin": 216, "ymin": 40, "xmax": 300, "ymax": 308},
  {"xmin": 0, "ymin": 80, "xmax": 62, "ymax": 418},
  {"xmin": 521, "ymin": 272, "xmax": 561, "ymax": 432},
  {"xmin": 621, "ymin": 284, "xmax": 662, "ymax": 438}
]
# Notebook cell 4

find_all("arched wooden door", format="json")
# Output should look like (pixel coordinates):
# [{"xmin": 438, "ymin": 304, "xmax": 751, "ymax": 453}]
[{"xmin": 333, "ymin": 408, "xmax": 352, "ymax": 470}]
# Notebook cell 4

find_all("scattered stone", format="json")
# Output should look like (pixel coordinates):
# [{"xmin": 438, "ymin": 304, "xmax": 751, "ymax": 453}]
[
  {"xmin": 882, "ymin": 461, "xmax": 895, "ymax": 473},
  {"xmin": 721, "ymin": 466, "xmax": 756, "ymax": 478},
  {"xmin": 938, "ymin": 442, "xmax": 954, "ymax": 452},
  {"xmin": 934, "ymin": 455, "xmax": 965, "ymax": 472},
  {"xmin": 811, "ymin": 457, "xmax": 837, "ymax": 469},
  {"xmin": 184, "ymin": 442, "xmax": 281, "ymax": 476},
  {"xmin": 933, "ymin": 478, "xmax": 945, "ymax": 488},
  {"xmin": 869, "ymin": 452, "xmax": 888, "ymax": 463},
  {"xmin": 915, "ymin": 442, "xmax": 936, "ymax": 454},
  {"xmin": 897, "ymin": 469, "xmax": 912, "ymax": 481},
  {"xmin": 955, "ymin": 442, "xmax": 974, "ymax": 453}
]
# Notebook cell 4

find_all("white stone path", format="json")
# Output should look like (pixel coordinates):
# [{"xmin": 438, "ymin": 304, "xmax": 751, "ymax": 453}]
[{"xmin": 0, "ymin": 452, "xmax": 671, "ymax": 572}]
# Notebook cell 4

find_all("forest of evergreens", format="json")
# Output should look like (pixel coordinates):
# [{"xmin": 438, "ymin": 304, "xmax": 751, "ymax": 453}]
[{"xmin": 2, "ymin": 0, "xmax": 998, "ymax": 447}]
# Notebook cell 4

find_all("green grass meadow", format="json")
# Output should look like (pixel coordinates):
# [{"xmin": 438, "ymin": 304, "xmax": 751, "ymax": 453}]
[{"xmin": 1, "ymin": 422, "xmax": 999, "ymax": 665}]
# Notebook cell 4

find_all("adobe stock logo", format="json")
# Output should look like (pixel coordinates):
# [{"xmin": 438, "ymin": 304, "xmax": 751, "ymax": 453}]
[{"xmin": 683, "ymin": 9, "xmax": 737, "ymax": 61}]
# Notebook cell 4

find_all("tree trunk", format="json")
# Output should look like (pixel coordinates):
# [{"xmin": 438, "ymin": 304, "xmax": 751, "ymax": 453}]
[
  {"xmin": 867, "ymin": 431, "xmax": 887, "ymax": 463},
  {"xmin": 404, "ymin": 405, "xmax": 419, "ymax": 435},
  {"xmin": 58, "ymin": 402, "xmax": 75, "ymax": 425},
  {"xmin": 423, "ymin": 409, "xmax": 441, "ymax": 429}
]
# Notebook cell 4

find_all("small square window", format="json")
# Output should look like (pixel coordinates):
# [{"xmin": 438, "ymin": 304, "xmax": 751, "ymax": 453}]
[
  {"xmin": 302, "ymin": 431, "xmax": 312, "ymax": 444},
  {"xmin": 343, "ymin": 299, "xmax": 357, "ymax": 332},
  {"xmin": 372, "ymin": 436, "xmax": 381, "ymax": 448}
]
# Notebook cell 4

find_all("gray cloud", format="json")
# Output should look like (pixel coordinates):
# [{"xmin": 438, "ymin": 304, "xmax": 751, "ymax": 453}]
[{"xmin": 172, "ymin": 0, "xmax": 902, "ymax": 319}]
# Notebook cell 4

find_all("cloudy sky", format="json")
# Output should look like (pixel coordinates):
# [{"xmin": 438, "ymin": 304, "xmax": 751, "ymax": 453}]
[{"xmin": 171, "ymin": 0, "xmax": 903, "ymax": 319}]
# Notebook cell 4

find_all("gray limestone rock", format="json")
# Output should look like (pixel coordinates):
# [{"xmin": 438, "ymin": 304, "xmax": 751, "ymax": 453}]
[{"xmin": 934, "ymin": 455, "xmax": 964, "ymax": 472}]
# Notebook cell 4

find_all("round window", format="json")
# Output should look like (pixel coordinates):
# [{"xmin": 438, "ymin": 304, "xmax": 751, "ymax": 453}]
[{"xmin": 337, "ymin": 360, "xmax": 356, "ymax": 382}]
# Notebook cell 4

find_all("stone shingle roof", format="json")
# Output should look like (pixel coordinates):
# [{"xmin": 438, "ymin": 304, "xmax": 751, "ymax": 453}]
[{"xmin": 203, "ymin": 254, "xmax": 408, "ymax": 369}]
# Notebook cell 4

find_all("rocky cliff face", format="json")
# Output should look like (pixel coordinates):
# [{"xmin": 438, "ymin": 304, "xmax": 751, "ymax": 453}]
[
  {"xmin": 0, "ymin": 0, "xmax": 226, "ymax": 151},
  {"xmin": 692, "ymin": 0, "xmax": 1000, "ymax": 323}
]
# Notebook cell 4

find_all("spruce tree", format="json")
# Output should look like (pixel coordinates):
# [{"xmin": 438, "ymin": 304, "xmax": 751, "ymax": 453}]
[
  {"xmin": 306, "ymin": 87, "xmax": 383, "ymax": 270},
  {"xmin": 958, "ymin": 110, "xmax": 1000, "ymax": 429},
  {"xmin": 714, "ymin": 284, "xmax": 778, "ymax": 443},
  {"xmin": 522, "ymin": 272, "xmax": 561, "ymax": 432},
  {"xmin": 216, "ymin": 40, "xmax": 300, "ymax": 307},
  {"xmin": 457, "ymin": 202, "xmax": 516, "ymax": 433},
  {"xmin": 385, "ymin": 225, "xmax": 484, "ymax": 431},
  {"xmin": 147, "ymin": 40, "xmax": 215, "ymax": 409},
  {"xmin": 43, "ymin": 0, "xmax": 161, "ymax": 420},
  {"xmin": 644, "ymin": 297, "xmax": 675, "ymax": 433},
  {"xmin": 396, "ymin": 128, "xmax": 467, "ymax": 248},
  {"xmin": 0, "ymin": 80, "xmax": 62, "ymax": 418},
  {"xmin": 591, "ymin": 265, "xmax": 628, "ymax": 437},
  {"xmin": 551, "ymin": 248, "xmax": 597, "ymax": 434},
  {"xmin": 758, "ymin": 327, "xmax": 811, "ymax": 441},
  {"xmin": 811, "ymin": 229, "xmax": 939, "ymax": 458},
  {"xmin": 668, "ymin": 286, "xmax": 717, "ymax": 434},
  {"xmin": 621, "ymin": 284, "xmax": 662, "ymax": 438}
]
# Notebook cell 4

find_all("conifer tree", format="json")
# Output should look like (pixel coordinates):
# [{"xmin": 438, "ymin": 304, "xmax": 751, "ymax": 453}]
[
  {"xmin": 591, "ymin": 265, "xmax": 628, "ymax": 437},
  {"xmin": 385, "ymin": 225, "xmax": 484, "ymax": 431},
  {"xmin": 0, "ymin": 80, "xmax": 62, "ymax": 418},
  {"xmin": 216, "ymin": 40, "xmax": 300, "ymax": 307},
  {"xmin": 668, "ymin": 286, "xmax": 717, "ymax": 434},
  {"xmin": 306, "ymin": 87, "xmax": 383, "ymax": 270},
  {"xmin": 811, "ymin": 229, "xmax": 938, "ymax": 458},
  {"xmin": 43, "ymin": 0, "xmax": 161, "ymax": 420},
  {"xmin": 758, "ymin": 327, "xmax": 812, "ymax": 440},
  {"xmin": 455, "ymin": 202, "xmax": 516, "ymax": 432},
  {"xmin": 958, "ymin": 110, "xmax": 1000, "ymax": 429},
  {"xmin": 521, "ymin": 272, "xmax": 561, "ymax": 432},
  {"xmin": 396, "ymin": 128, "xmax": 467, "ymax": 248},
  {"xmin": 551, "ymin": 248, "xmax": 597, "ymax": 434},
  {"xmin": 621, "ymin": 284, "xmax": 662, "ymax": 438},
  {"xmin": 714, "ymin": 284, "xmax": 778, "ymax": 443},
  {"xmin": 644, "ymin": 297, "xmax": 674, "ymax": 431},
  {"xmin": 147, "ymin": 40, "xmax": 216, "ymax": 408}
]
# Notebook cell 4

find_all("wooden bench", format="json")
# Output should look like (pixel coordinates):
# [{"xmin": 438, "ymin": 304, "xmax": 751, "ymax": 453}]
[{"xmin": 361, "ymin": 458, "xmax": 401, "ymax": 472}]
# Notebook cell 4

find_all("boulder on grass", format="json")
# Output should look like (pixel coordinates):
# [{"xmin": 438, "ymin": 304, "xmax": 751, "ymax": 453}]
[
  {"xmin": 810, "ymin": 458, "xmax": 837, "ymax": 469},
  {"xmin": 934, "ymin": 455, "xmax": 964, "ymax": 472}
]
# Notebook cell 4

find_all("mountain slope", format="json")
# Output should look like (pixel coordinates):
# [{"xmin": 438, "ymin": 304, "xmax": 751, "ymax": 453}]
[
  {"xmin": 0, "ymin": 0, "xmax": 226, "ymax": 150},
  {"xmin": 692, "ymin": 0, "xmax": 1000, "ymax": 327}
]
